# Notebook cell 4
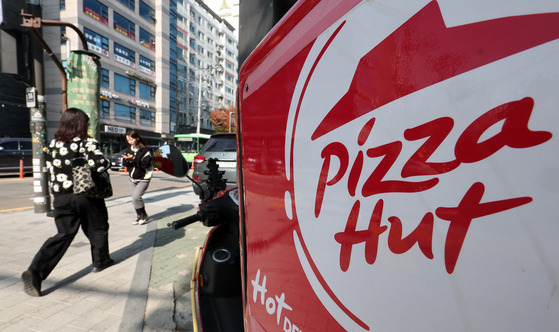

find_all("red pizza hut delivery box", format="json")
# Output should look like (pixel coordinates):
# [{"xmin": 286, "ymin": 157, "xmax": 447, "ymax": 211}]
[{"xmin": 237, "ymin": 0, "xmax": 559, "ymax": 330}]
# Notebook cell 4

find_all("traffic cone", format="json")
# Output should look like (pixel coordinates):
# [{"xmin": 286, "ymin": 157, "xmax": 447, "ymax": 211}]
[{"xmin": 19, "ymin": 159, "xmax": 24, "ymax": 179}]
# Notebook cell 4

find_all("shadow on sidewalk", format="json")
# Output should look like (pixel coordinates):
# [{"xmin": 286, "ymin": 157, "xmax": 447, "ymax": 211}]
[
  {"xmin": 144, "ymin": 191, "xmax": 196, "ymax": 204},
  {"xmin": 105, "ymin": 190, "xmax": 195, "ymax": 210},
  {"xmin": 40, "ymin": 197, "xmax": 196, "ymax": 296},
  {"xmin": 148, "ymin": 203, "xmax": 195, "ymax": 221},
  {"xmin": 41, "ymin": 230, "xmax": 154, "ymax": 296}
]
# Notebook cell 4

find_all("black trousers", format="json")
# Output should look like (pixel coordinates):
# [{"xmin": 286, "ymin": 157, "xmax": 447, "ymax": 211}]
[{"xmin": 29, "ymin": 193, "xmax": 111, "ymax": 280}]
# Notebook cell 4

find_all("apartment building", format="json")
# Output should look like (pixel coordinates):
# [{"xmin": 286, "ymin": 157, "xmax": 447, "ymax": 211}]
[
  {"xmin": 41, "ymin": 0, "xmax": 238, "ymax": 155},
  {"xmin": 174, "ymin": 0, "xmax": 238, "ymax": 135}
]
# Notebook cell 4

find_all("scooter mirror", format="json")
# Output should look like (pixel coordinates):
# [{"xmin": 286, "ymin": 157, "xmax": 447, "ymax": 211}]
[{"xmin": 153, "ymin": 145, "xmax": 189, "ymax": 177}]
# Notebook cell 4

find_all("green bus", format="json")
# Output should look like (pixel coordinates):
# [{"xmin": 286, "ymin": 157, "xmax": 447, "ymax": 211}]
[{"xmin": 174, "ymin": 133, "xmax": 211, "ymax": 167}]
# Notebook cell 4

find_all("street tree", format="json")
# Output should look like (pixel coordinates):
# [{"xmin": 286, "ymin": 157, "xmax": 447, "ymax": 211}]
[{"xmin": 210, "ymin": 105, "xmax": 237, "ymax": 133}]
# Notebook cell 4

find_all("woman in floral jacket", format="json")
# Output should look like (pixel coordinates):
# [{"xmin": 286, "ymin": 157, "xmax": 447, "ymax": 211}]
[{"xmin": 21, "ymin": 108, "xmax": 114, "ymax": 297}]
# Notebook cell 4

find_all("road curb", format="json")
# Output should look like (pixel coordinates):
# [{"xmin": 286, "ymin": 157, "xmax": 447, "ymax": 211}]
[{"xmin": 119, "ymin": 220, "xmax": 157, "ymax": 331}]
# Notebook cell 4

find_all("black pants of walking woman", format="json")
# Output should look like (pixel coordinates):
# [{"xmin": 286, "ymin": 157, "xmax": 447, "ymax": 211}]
[{"xmin": 28, "ymin": 193, "xmax": 112, "ymax": 280}]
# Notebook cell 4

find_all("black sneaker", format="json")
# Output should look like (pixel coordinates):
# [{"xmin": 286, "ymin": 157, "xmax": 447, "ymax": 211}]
[
  {"xmin": 92, "ymin": 259, "xmax": 115, "ymax": 273},
  {"xmin": 22, "ymin": 270, "xmax": 41, "ymax": 297}
]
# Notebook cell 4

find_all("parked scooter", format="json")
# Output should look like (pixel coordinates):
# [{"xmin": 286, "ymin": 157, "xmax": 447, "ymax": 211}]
[{"xmin": 154, "ymin": 145, "xmax": 244, "ymax": 332}]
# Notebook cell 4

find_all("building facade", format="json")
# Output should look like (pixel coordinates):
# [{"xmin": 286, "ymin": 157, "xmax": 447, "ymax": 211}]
[{"xmin": 41, "ymin": 0, "xmax": 238, "ymax": 155}]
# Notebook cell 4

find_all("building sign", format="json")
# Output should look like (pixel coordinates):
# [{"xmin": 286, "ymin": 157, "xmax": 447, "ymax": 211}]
[
  {"xmin": 270, "ymin": 1, "xmax": 559, "ymax": 331},
  {"xmin": 104, "ymin": 125, "xmax": 126, "ymax": 134},
  {"xmin": 139, "ymin": 55, "xmax": 156, "ymax": 76},
  {"xmin": 100, "ymin": 90, "xmax": 121, "ymax": 100},
  {"xmin": 114, "ymin": 43, "xmax": 135, "ymax": 68},
  {"xmin": 114, "ymin": 23, "xmax": 135, "ymax": 39},
  {"xmin": 130, "ymin": 99, "xmax": 150, "ymax": 108},
  {"xmin": 84, "ymin": 28, "xmax": 109, "ymax": 57},
  {"xmin": 234, "ymin": 0, "xmax": 559, "ymax": 330},
  {"xmin": 139, "ymin": 66, "xmax": 155, "ymax": 76},
  {"xmin": 83, "ymin": 7, "xmax": 108, "ymax": 25}
]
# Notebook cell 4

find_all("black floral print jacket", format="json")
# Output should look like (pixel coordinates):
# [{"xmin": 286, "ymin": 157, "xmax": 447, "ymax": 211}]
[{"xmin": 45, "ymin": 137, "xmax": 110, "ymax": 196}]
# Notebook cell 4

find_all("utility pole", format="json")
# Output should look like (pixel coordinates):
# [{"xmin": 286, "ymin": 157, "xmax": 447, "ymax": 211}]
[
  {"xmin": 196, "ymin": 66, "xmax": 203, "ymax": 134},
  {"xmin": 20, "ymin": 2, "xmax": 90, "ymax": 213},
  {"xmin": 196, "ymin": 64, "xmax": 223, "ymax": 134},
  {"xmin": 25, "ymin": 0, "xmax": 50, "ymax": 213}
]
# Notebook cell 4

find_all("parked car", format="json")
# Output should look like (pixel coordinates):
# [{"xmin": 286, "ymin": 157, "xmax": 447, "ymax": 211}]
[
  {"xmin": 108, "ymin": 146, "xmax": 161, "ymax": 171},
  {"xmin": 108, "ymin": 148, "xmax": 127, "ymax": 171},
  {"xmin": 191, "ymin": 133, "xmax": 237, "ymax": 196},
  {"xmin": 0, "ymin": 138, "xmax": 32, "ymax": 175}
]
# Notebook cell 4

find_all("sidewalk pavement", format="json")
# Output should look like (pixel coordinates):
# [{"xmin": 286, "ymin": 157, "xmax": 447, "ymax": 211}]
[{"xmin": 0, "ymin": 184, "xmax": 210, "ymax": 331}]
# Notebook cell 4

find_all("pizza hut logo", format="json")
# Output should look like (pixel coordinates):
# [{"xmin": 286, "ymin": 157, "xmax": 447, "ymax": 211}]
[{"xmin": 283, "ymin": 1, "xmax": 559, "ymax": 330}]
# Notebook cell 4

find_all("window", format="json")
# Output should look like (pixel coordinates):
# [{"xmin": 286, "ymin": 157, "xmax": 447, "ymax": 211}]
[
  {"xmin": 117, "ymin": 0, "xmax": 134, "ymax": 11},
  {"xmin": 114, "ymin": 42, "xmax": 136, "ymax": 67},
  {"xmin": 169, "ymin": 14, "xmax": 177, "ymax": 40},
  {"xmin": 60, "ymin": 27, "xmax": 66, "ymax": 45},
  {"xmin": 114, "ymin": 11, "xmax": 135, "ymax": 40},
  {"xmin": 83, "ymin": 0, "xmax": 108, "ymax": 25},
  {"xmin": 140, "ymin": 109, "xmax": 155, "ymax": 126},
  {"xmin": 139, "ymin": 82, "xmax": 155, "ymax": 101},
  {"xmin": 100, "ymin": 100, "xmax": 110, "ymax": 118},
  {"xmin": 60, "ymin": 0, "xmax": 66, "ymax": 10},
  {"xmin": 101, "ymin": 68, "xmax": 109, "ymax": 88},
  {"xmin": 114, "ymin": 103, "xmax": 136, "ymax": 123},
  {"xmin": 0, "ymin": 141, "xmax": 18, "ymax": 150},
  {"xmin": 139, "ymin": 1, "xmax": 155, "ymax": 25},
  {"xmin": 139, "ymin": 28, "xmax": 155, "ymax": 51},
  {"xmin": 169, "ymin": 110, "xmax": 176, "ymax": 133},
  {"xmin": 169, "ymin": 64, "xmax": 177, "ymax": 88},
  {"xmin": 170, "ymin": 91, "xmax": 176, "ymax": 109},
  {"xmin": 114, "ymin": 73, "xmax": 136, "ymax": 96},
  {"xmin": 84, "ymin": 28, "xmax": 109, "ymax": 57},
  {"xmin": 20, "ymin": 140, "xmax": 32, "ymax": 150}
]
